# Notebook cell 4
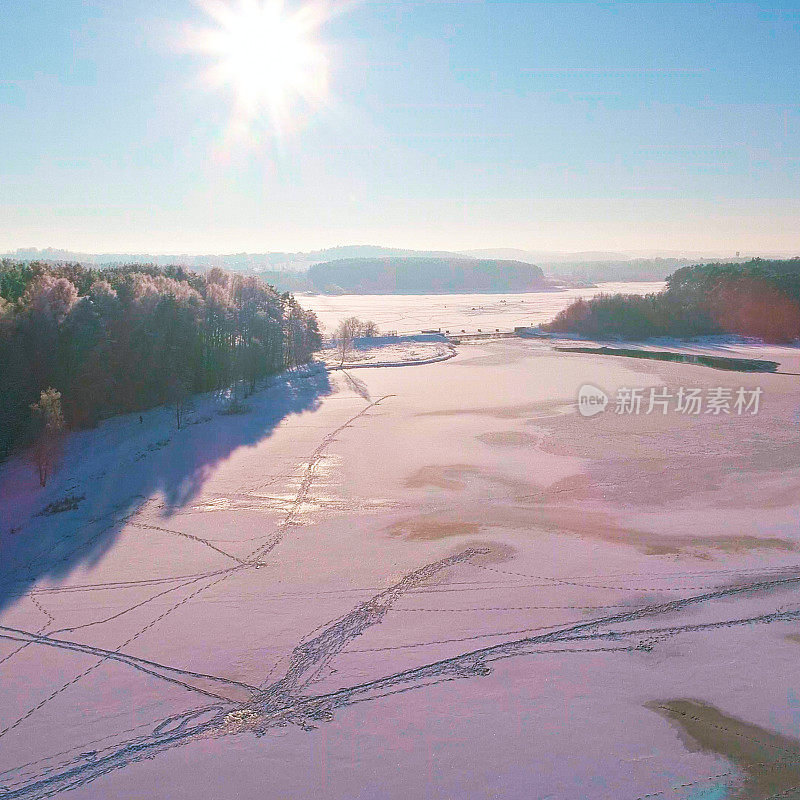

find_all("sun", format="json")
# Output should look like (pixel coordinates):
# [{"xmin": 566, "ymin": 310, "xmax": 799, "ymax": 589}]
[{"xmin": 190, "ymin": 0, "xmax": 331, "ymax": 136}]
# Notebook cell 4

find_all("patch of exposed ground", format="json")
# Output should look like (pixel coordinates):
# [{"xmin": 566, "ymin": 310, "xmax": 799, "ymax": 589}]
[
  {"xmin": 416, "ymin": 401, "xmax": 565, "ymax": 420},
  {"xmin": 526, "ymin": 507, "xmax": 795, "ymax": 557},
  {"xmin": 537, "ymin": 456, "xmax": 800, "ymax": 511},
  {"xmin": 389, "ymin": 518, "xmax": 483, "ymax": 541},
  {"xmin": 400, "ymin": 464, "xmax": 795, "ymax": 556},
  {"xmin": 386, "ymin": 504, "xmax": 794, "ymax": 557},
  {"xmin": 647, "ymin": 699, "xmax": 800, "ymax": 799},
  {"xmin": 404, "ymin": 465, "xmax": 532, "ymax": 494},
  {"xmin": 477, "ymin": 431, "xmax": 539, "ymax": 447},
  {"xmin": 459, "ymin": 541, "xmax": 517, "ymax": 565}
]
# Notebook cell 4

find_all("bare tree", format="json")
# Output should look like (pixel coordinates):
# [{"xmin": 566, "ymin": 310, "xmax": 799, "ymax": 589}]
[
  {"xmin": 332, "ymin": 318, "xmax": 380, "ymax": 365},
  {"xmin": 167, "ymin": 378, "xmax": 189, "ymax": 429},
  {"xmin": 334, "ymin": 317, "xmax": 360, "ymax": 366},
  {"xmin": 361, "ymin": 320, "xmax": 379, "ymax": 337},
  {"xmin": 30, "ymin": 387, "xmax": 65, "ymax": 487}
]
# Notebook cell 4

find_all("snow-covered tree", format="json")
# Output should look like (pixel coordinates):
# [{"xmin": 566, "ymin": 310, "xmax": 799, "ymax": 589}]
[
  {"xmin": 30, "ymin": 387, "xmax": 65, "ymax": 486},
  {"xmin": 0, "ymin": 261, "xmax": 322, "ymax": 458}
]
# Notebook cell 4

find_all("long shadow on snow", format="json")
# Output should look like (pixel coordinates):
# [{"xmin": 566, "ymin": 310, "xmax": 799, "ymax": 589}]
[{"xmin": 0, "ymin": 366, "xmax": 332, "ymax": 613}]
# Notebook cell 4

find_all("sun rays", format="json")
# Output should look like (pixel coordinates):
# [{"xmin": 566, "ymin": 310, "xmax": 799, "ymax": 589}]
[{"xmin": 188, "ymin": 0, "xmax": 337, "ymax": 141}]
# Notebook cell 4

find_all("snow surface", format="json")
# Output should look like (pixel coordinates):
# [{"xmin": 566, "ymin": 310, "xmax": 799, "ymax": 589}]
[
  {"xmin": 319, "ymin": 334, "xmax": 455, "ymax": 370},
  {"xmin": 1, "ymin": 327, "xmax": 800, "ymax": 800},
  {"xmin": 298, "ymin": 281, "xmax": 666, "ymax": 335}
]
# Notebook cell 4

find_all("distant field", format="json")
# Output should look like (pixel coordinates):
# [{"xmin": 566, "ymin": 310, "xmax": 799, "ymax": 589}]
[{"xmin": 298, "ymin": 281, "xmax": 665, "ymax": 335}]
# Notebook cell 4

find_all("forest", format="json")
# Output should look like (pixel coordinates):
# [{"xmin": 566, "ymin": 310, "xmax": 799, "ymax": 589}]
[
  {"xmin": 544, "ymin": 258, "xmax": 800, "ymax": 342},
  {"xmin": 0, "ymin": 260, "xmax": 322, "ymax": 460},
  {"xmin": 307, "ymin": 257, "xmax": 551, "ymax": 294}
]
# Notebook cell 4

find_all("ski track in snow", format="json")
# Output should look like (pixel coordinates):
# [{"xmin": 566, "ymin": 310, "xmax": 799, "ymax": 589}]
[
  {"xmin": 3, "ymin": 558, "xmax": 800, "ymax": 798},
  {"xmin": 0, "ymin": 395, "xmax": 395, "ymax": 774},
  {"xmin": 2, "ymin": 334, "xmax": 800, "ymax": 800}
]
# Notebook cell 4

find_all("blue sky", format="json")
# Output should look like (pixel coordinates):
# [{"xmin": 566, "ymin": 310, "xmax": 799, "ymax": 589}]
[{"xmin": 1, "ymin": 0, "xmax": 799, "ymax": 254}]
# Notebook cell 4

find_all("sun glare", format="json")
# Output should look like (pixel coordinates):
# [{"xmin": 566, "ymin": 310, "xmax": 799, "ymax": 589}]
[{"xmin": 190, "ymin": 0, "xmax": 331, "ymax": 137}]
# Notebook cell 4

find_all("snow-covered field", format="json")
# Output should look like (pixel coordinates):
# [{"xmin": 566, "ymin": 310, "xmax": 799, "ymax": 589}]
[
  {"xmin": 298, "ymin": 281, "xmax": 666, "ymax": 335},
  {"xmin": 2, "ymin": 320, "xmax": 800, "ymax": 799},
  {"xmin": 319, "ymin": 334, "xmax": 455, "ymax": 370}
]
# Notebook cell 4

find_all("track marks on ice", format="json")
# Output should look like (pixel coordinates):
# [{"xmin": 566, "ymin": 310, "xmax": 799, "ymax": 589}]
[
  {"xmin": 0, "ymin": 396, "xmax": 393, "ymax": 752},
  {"xmin": 6, "ymin": 564, "xmax": 800, "ymax": 798},
  {"xmin": 256, "ymin": 547, "xmax": 487, "ymax": 706}
]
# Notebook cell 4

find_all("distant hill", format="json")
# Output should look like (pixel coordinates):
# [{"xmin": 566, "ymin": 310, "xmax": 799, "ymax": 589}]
[
  {"xmin": 255, "ymin": 269, "xmax": 313, "ymax": 293},
  {"xmin": 9, "ymin": 246, "xmax": 794, "ymax": 286},
  {"xmin": 307, "ymin": 257, "xmax": 551, "ymax": 294},
  {"xmin": 303, "ymin": 245, "xmax": 468, "ymax": 262},
  {"xmin": 460, "ymin": 248, "xmax": 759, "ymax": 264},
  {"xmin": 460, "ymin": 249, "xmax": 797, "ymax": 283},
  {"xmin": 3, "ymin": 248, "xmax": 300, "ymax": 271},
  {"xmin": 542, "ymin": 258, "xmax": 700, "ymax": 283},
  {"xmin": 462, "ymin": 248, "xmax": 632, "ymax": 263},
  {"xmin": 3, "ymin": 246, "xmax": 471, "ymax": 273}
]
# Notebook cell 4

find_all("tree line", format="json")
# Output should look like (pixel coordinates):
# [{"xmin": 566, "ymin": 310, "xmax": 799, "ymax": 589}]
[
  {"xmin": 308, "ymin": 257, "xmax": 550, "ymax": 294},
  {"xmin": 0, "ymin": 260, "xmax": 322, "ymax": 461},
  {"xmin": 544, "ymin": 258, "xmax": 800, "ymax": 342}
]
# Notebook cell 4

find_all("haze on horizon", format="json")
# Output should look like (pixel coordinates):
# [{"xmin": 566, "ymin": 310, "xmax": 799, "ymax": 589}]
[{"xmin": 1, "ymin": 1, "xmax": 798, "ymax": 255}]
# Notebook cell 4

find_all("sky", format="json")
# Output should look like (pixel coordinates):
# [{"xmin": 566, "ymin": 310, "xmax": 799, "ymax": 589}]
[{"xmin": 1, "ymin": 0, "xmax": 799, "ymax": 255}]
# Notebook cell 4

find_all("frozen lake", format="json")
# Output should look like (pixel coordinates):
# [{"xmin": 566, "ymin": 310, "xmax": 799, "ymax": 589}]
[
  {"xmin": 298, "ymin": 281, "xmax": 666, "ymax": 334},
  {"xmin": 2, "ymin": 313, "xmax": 800, "ymax": 800}
]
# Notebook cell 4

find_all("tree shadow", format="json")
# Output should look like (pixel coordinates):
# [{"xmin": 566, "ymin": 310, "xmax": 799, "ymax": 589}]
[{"xmin": 0, "ymin": 366, "xmax": 332, "ymax": 614}]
